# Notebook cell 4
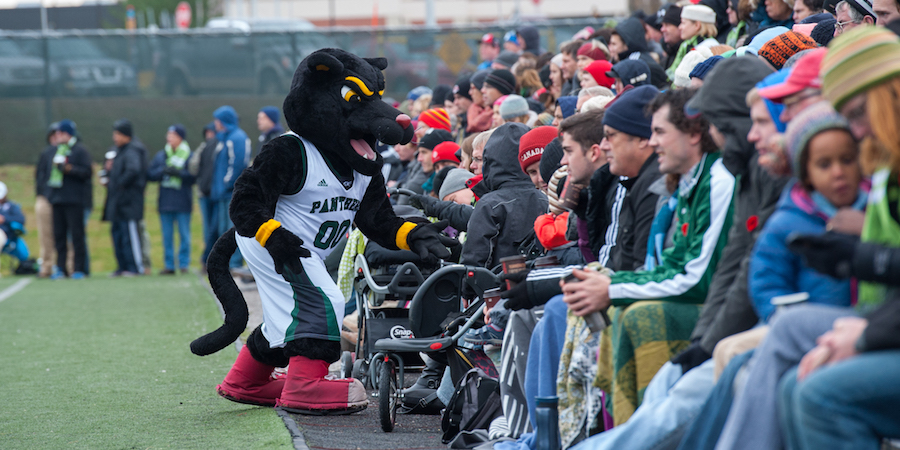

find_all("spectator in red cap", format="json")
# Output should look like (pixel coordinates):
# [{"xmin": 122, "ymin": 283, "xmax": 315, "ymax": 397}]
[
  {"xmin": 431, "ymin": 141, "xmax": 461, "ymax": 173},
  {"xmin": 519, "ymin": 126, "xmax": 558, "ymax": 190},
  {"xmin": 581, "ymin": 60, "xmax": 616, "ymax": 90},
  {"xmin": 576, "ymin": 40, "xmax": 611, "ymax": 71},
  {"xmin": 758, "ymin": 47, "xmax": 825, "ymax": 122},
  {"xmin": 477, "ymin": 33, "xmax": 500, "ymax": 70}
]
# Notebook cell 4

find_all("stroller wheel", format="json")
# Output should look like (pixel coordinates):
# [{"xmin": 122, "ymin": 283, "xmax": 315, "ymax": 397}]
[
  {"xmin": 378, "ymin": 357, "xmax": 398, "ymax": 432},
  {"xmin": 352, "ymin": 358, "xmax": 370, "ymax": 389},
  {"xmin": 340, "ymin": 351, "xmax": 354, "ymax": 379}
]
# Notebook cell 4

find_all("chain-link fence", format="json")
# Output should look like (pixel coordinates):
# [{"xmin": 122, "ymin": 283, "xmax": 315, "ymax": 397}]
[{"xmin": 0, "ymin": 18, "xmax": 610, "ymax": 163}]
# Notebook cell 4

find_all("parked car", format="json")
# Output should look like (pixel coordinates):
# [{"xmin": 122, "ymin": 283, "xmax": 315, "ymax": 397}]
[
  {"xmin": 0, "ymin": 39, "xmax": 46, "ymax": 96},
  {"xmin": 44, "ymin": 38, "xmax": 137, "ymax": 96},
  {"xmin": 160, "ymin": 18, "xmax": 337, "ymax": 96}
]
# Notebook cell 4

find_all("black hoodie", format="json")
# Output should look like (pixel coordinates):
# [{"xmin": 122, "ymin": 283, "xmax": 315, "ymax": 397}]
[
  {"xmin": 517, "ymin": 25, "xmax": 542, "ymax": 55},
  {"xmin": 614, "ymin": 18, "xmax": 669, "ymax": 89},
  {"xmin": 685, "ymin": 57, "xmax": 792, "ymax": 353},
  {"xmin": 460, "ymin": 123, "xmax": 548, "ymax": 269}
]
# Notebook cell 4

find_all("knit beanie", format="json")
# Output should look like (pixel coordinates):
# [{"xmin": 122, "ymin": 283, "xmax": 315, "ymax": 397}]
[
  {"xmin": 439, "ymin": 168, "xmax": 475, "ymax": 200},
  {"xmin": 57, "ymin": 119, "xmax": 76, "ymax": 136},
  {"xmin": 453, "ymin": 75, "xmax": 472, "ymax": 101},
  {"xmin": 758, "ymin": 31, "xmax": 818, "ymax": 70},
  {"xmin": 674, "ymin": 48, "xmax": 713, "ymax": 87},
  {"xmin": 418, "ymin": 108, "xmax": 451, "ymax": 132},
  {"xmin": 822, "ymin": 26, "xmax": 900, "ymax": 110},
  {"xmin": 500, "ymin": 95, "xmax": 530, "ymax": 120},
  {"xmin": 689, "ymin": 55, "xmax": 724, "ymax": 80},
  {"xmin": 539, "ymin": 137, "xmax": 564, "ymax": 184},
  {"xmin": 584, "ymin": 60, "xmax": 615, "ymax": 88},
  {"xmin": 484, "ymin": 69, "xmax": 517, "ymax": 96},
  {"xmin": 662, "ymin": 4, "xmax": 683, "ymax": 26},
  {"xmin": 113, "ymin": 118, "xmax": 133, "ymax": 138},
  {"xmin": 431, "ymin": 85, "xmax": 452, "ymax": 107},
  {"xmin": 681, "ymin": 4, "xmax": 717, "ymax": 23},
  {"xmin": 519, "ymin": 126, "xmax": 558, "ymax": 172},
  {"xmin": 747, "ymin": 26, "xmax": 790, "ymax": 55},
  {"xmin": 432, "ymin": 141, "xmax": 461, "ymax": 165},
  {"xmin": 577, "ymin": 41, "xmax": 609, "ymax": 62},
  {"xmin": 260, "ymin": 106, "xmax": 280, "ymax": 125},
  {"xmin": 168, "ymin": 124, "xmax": 187, "ymax": 140},
  {"xmin": 557, "ymin": 96, "xmax": 578, "ymax": 119},
  {"xmin": 602, "ymin": 85, "xmax": 659, "ymax": 139},
  {"xmin": 470, "ymin": 70, "xmax": 490, "ymax": 90},
  {"xmin": 810, "ymin": 19, "xmax": 836, "ymax": 46},
  {"xmin": 407, "ymin": 85, "xmax": 432, "ymax": 101},
  {"xmin": 785, "ymin": 101, "xmax": 850, "ymax": 180},
  {"xmin": 418, "ymin": 129, "xmax": 453, "ymax": 150},
  {"xmin": 494, "ymin": 51, "xmax": 519, "ymax": 69}
]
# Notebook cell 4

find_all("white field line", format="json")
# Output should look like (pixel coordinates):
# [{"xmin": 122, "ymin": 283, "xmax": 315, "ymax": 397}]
[{"xmin": 0, "ymin": 278, "xmax": 32, "ymax": 304}]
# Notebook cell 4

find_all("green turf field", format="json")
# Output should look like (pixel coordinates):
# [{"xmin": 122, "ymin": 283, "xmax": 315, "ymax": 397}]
[{"xmin": 0, "ymin": 274, "xmax": 291, "ymax": 449}]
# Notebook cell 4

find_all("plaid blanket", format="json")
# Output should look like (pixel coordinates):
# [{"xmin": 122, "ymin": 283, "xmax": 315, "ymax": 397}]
[{"xmin": 594, "ymin": 300, "xmax": 702, "ymax": 425}]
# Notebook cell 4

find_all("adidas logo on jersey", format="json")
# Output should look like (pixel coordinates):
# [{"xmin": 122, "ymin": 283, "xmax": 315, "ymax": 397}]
[{"xmin": 317, "ymin": 179, "xmax": 328, "ymax": 187}]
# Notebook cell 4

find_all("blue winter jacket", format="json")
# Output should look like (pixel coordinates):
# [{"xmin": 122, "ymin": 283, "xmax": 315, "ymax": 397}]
[
  {"xmin": 748, "ymin": 182, "xmax": 855, "ymax": 322},
  {"xmin": 210, "ymin": 106, "xmax": 251, "ymax": 201},
  {"xmin": 0, "ymin": 200, "xmax": 25, "ymax": 239}
]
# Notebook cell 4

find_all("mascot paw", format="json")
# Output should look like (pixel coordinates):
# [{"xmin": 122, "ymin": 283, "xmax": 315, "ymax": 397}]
[
  {"xmin": 265, "ymin": 227, "xmax": 311, "ymax": 275},
  {"xmin": 406, "ymin": 220, "xmax": 459, "ymax": 260}
]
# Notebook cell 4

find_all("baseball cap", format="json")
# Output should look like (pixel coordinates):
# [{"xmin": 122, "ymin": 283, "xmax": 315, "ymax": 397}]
[
  {"xmin": 479, "ymin": 33, "xmax": 498, "ymax": 46},
  {"xmin": 758, "ymin": 48, "xmax": 826, "ymax": 103},
  {"xmin": 432, "ymin": 141, "xmax": 461, "ymax": 165}
]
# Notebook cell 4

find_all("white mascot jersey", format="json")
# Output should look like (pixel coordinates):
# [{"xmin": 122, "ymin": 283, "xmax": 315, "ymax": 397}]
[{"xmin": 236, "ymin": 133, "xmax": 373, "ymax": 347}]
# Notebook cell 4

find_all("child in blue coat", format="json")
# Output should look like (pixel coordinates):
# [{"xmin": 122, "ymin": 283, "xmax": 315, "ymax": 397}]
[{"xmin": 749, "ymin": 102, "xmax": 867, "ymax": 322}]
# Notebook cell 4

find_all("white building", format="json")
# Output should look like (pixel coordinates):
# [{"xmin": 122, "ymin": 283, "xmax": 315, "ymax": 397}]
[{"xmin": 220, "ymin": 0, "xmax": 631, "ymax": 27}]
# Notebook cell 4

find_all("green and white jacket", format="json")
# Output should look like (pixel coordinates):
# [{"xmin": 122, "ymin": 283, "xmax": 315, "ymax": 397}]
[{"xmin": 608, "ymin": 152, "xmax": 736, "ymax": 307}]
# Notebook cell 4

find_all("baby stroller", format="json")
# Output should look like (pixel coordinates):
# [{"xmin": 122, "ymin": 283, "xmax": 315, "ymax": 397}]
[
  {"xmin": 366, "ymin": 262, "xmax": 500, "ymax": 431},
  {"xmin": 345, "ymin": 237, "xmax": 441, "ymax": 387}
]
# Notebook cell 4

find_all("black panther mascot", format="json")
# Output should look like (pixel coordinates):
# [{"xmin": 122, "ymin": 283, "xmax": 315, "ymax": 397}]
[{"xmin": 191, "ymin": 48, "xmax": 456, "ymax": 415}]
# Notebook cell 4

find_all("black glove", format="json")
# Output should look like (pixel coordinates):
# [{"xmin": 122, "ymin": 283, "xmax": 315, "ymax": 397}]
[
  {"xmin": 409, "ymin": 194, "xmax": 438, "ymax": 214},
  {"xmin": 163, "ymin": 165, "xmax": 182, "ymax": 177},
  {"xmin": 264, "ymin": 227, "xmax": 311, "ymax": 275},
  {"xmin": 500, "ymin": 270, "xmax": 531, "ymax": 311},
  {"xmin": 787, "ymin": 231, "xmax": 859, "ymax": 279},
  {"xmin": 670, "ymin": 341, "xmax": 711, "ymax": 374},
  {"xmin": 405, "ymin": 220, "xmax": 459, "ymax": 260}
]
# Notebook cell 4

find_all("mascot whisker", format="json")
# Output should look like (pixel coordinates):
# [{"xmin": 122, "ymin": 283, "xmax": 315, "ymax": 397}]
[{"xmin": 191, "ymin": 48, "xmax": 458, "ymax": 415}]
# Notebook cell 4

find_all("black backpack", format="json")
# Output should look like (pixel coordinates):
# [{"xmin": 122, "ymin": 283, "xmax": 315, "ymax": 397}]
[{"xmin": 440, "ymin": 367, "xmax": 503, "ymax": 444}]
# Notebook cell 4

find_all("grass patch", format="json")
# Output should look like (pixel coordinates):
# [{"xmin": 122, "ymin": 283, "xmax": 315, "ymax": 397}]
[{"xmin": 0, "ymin": 275, "xmax": 291, "ymax": 449}]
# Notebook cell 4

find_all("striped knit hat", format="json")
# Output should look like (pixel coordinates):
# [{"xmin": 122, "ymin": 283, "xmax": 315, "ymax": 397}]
[
  {"xmin": 758, "ymin": 31, "xmax": 818, "ymax": 71},
  {"xmin": 418, "ymin": 107, "xmax": 451, "ymax": 132},
  {"xmin": 785, "ymin": 101, "xmax": 850, "ymax": 180},
  {"xmin": 822, "ymin": 26, "xmax": 900, "ymax": 111}
]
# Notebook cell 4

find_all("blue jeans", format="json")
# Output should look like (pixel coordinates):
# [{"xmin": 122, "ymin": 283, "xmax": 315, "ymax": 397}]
[
  {"xmin": 524, "ymin": 295, "xmax": 568, "ymax": 430},
  {"xmin": 215, "ymin": 195, "xmax": 242, "ymax": 269},
  {"xmin": 199, "ymin": 197, "xmax": 217, "ymax": 265},
  {"xmin": 572, "ymin": 361, "xmax": 714, "ymax": 450},
  {"xmin": 160, "ymin": 211, "xmax": 191, "ymax": 270},
  {"xmin": 780, "ymin": 351, "xmax": 900, "ymax": 450}
]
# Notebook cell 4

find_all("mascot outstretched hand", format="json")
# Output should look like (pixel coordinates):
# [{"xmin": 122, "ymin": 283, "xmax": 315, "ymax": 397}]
[{"xmin": 190, "ymin": 48, "xmax": 458, "ymax": 415}]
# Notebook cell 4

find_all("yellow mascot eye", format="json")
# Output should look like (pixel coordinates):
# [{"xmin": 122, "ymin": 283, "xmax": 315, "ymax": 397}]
[{"xmin": 341, "ymin": 85, "xmax": 361, "ymax": 102}]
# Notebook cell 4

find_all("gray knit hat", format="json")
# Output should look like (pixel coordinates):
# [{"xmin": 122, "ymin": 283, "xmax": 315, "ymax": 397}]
[
  {"xmin": 499, "ymin": 95, "xmax": 529, "ymax": 120},
  {"xmin": 438, "ymin": 168, "xmax": 474, "ymax": 200}
]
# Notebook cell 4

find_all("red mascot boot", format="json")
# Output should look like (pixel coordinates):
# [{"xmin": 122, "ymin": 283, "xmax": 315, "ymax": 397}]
[
  {"xmin": 217, "ymin": 346, "xmax": 286, "ymax": 407},
  {"xmin": 276, "ymin": 355, "xmax": 368, "ymax": 415}
]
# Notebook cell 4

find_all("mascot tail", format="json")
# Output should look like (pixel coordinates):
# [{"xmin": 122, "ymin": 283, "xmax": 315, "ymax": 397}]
[{"xmin": 190, "ymin": 228, "xmax": 249, "ymax": 356}]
